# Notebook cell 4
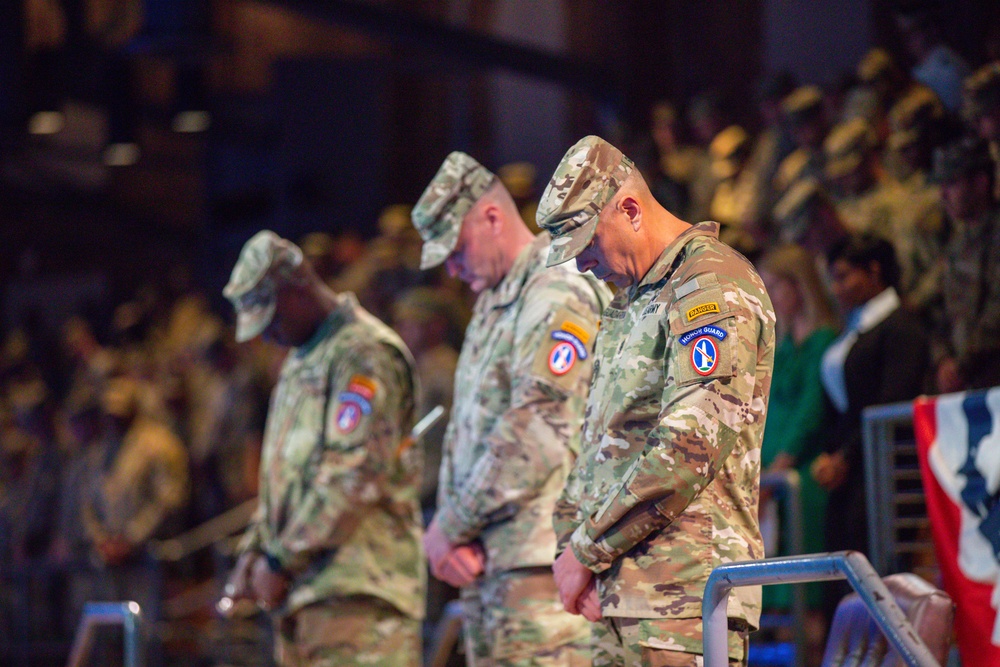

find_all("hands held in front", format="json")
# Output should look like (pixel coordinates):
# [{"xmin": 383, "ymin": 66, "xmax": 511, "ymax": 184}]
[
  {"xmin": 423, "ymin": 519, "xmax": 485, "ymax": 588},
  {"xmin": 811, "ymin": 451, "xmax": 848, "ymax": 491},
  {"xmin": 553, "ymin": 547, "xmax": 602, "ymax": 622},
  {"xmin": 221, "ymin": 551, "xmax": 289, "ymax": 614}
]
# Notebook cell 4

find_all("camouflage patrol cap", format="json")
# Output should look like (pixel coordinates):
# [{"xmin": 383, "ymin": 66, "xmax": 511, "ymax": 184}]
[
  {"xmin": 223, "ymin": 230, "xmax": 304, "ymax": 343},
  {"xmin": 782, "ymin": 85, "xmax": 824, "ymax": 125},
  {"xmin": 773, "ymin": 177, "xmax": 828, "ymax": 243},
  {"xmin": 963, "ymin": 62, "xmax": 1000, "ymax": 121},
  {"xmin": 709, "ymin": 125, "xmax": 750, "ymax": 179},
  {"xmin": 411, "ymin": 152, "xmax": 496, "ymax": 270},
  {"xmin": 858, "ymin": 48, "xmax": 894, "ymax": 84},
  {"xmin": 537, "ymin": 135, "xmax": 634, "ymax": 267},
  {"xmin": 931, "ymin": 136, "xmax": 993, "ymax": 184},
  {"xmin": 889, "ymin": 86, "xmax": 944, "ymax": 133},
  {"xmin": 824, "ymin": 118, "xmax": 875, "ymax": 179}
]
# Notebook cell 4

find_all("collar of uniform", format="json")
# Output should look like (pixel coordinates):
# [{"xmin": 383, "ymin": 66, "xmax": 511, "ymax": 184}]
[
  {"xmin": 486, "ymin": 232, "xmax": 551, "ymax": 310},
  {"xmin": 294, "ymin": 292, "xmax": 358, "ymax": 358},
  {"xmin": 634, "ymin": 221, "xmax": 720, "ymax": 292}
]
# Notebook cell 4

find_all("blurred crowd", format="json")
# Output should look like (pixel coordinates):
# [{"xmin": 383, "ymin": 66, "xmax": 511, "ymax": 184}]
[{"xmin": 3, "ymin": 4, "xmax": 1000, "ymax": 665}]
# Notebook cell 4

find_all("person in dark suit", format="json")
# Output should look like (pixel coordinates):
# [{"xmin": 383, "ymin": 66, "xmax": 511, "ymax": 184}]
[{"xmin": 813, "ymin": 234, "xmax": 929, "ymax": 565}]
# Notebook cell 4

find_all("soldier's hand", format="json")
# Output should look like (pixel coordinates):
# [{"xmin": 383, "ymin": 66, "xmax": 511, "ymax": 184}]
[
  {"xmin": 552, "ymin": 548, "xmax": 593, "ymax": 616},
  {"xmin": 250, "ymin": 556, "xmax": 289, "ymax": 612},
  {"xmin": 576, "ymin": 578, "xmax": 602, "ymax": 622},
  {"xmin": 437, "ymin": 543, "xmax": 485, "ymax": 588},
  {"xmin": 98, "ymin": 536, "xmax": 134, "ymax": 565}
]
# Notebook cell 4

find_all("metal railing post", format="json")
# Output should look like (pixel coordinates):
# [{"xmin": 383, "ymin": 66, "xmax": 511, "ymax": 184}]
[
  {"xmin": 66, "ymin": 601, "xmax": 144, "ymax": 667},
  {"xmin": 703, "ymin": 551, "xmax": 940, "ymax": 667},
  {"xmin": 760, "ymin": 469, "xmax": 805, "ymax": 667}
]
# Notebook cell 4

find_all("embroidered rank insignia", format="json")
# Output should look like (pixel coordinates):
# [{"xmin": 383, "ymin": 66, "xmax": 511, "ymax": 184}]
[
  {"xmin": 686, "ymin": 302, "xmax": 721, "ymax": 322},
  {"xmin": 548, "ymin": 341, "xmax": 578, "ymax": 375},
  {"xmin": 690, "ymin": 336, "xmax": 719, "ymax": 376},
  {"xmin": 335, "ymin": 400, "xmax": 363, "ymax": 433},
  {"xmin": 679, "ymin": 325, "xmax": 728, "ymax": 346}
]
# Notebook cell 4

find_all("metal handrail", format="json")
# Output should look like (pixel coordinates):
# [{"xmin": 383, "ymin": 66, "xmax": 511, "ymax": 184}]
[
  {"xmin": 66, "ymin": 601, "xmax": 144, "ymax": 667},
  {"xmin": 702, "ymin": 551, "xmax": 940, "ymax": 667},
  {"xmin": 149, "ymin": 498, "xmax": 258, "ymax": 562},
  {"xmin": 759, "ymin": 469, "xmax": 805, "ymax": 667}
]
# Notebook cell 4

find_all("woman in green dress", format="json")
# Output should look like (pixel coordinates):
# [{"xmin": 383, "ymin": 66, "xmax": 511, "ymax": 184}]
[{"xmin": 758, "ymin": 244, "xmax": 840, "ymax": 650}]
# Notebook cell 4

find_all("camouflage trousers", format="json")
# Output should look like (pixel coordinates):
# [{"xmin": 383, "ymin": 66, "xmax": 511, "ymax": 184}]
[
  {"xmin": 460, "ymin": 566, "xmax": 593, "ymax": 666},
  {"xmin": 592, "ymin": 616, "xmax": 748, "ymax": 667},
  {"xmin": 275, "ymin": 595, "xmax": 421, "ymax": 667}
]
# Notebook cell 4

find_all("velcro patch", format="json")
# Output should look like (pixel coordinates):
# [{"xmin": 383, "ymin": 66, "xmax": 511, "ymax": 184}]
[
  {"xmin": 689, "ymin": 336, "xmax": 720, "ymax": 376},
  {"xmin": 551, "ymin": 329, "xmax": 589, "ymax": 360},
  {"xmin": 334, "ymin": 401, "xmax": 364, "ymax": 433},
  {"xmin": 678, "ymin": 325, "xmax": 728, "ymax": 346},
  {"xmin": 685, "ymin": 302, "xmax": 720, "ymax": 322},
  {"xmin": 337, "ymin": 391, "xmax": 373, "ymax": 415},
  {"xmin": 548, "ymin": 341, "xmax": 578, "ymax": 375},
  {"xmin": 347, "ymin": 375, "xmax": 377, "ymax": 401}
]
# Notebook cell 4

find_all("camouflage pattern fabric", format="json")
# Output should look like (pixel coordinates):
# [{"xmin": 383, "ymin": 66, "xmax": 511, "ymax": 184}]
[
  {"xmin": 461, "ymin": 568, "xmax": 593, "ymax": 666},
  {"xmin": 238, "ymin": 292, "xmax": 425, "ymax": 621},
  {"xmin": 435, "ymin": 232, "xmax": 610, "ymax": 662},
  {"xmin": 83, "ymin": 416, "xmax": 189, "ymax": 546},
  {"xmin": 883, "ymin": 172, "xmax": 947, "ymax": 310},
  {"xmin": 537, "ymin": 136, "xmax": 634, "ymax": 267},
  {"xmin": 830, "ymin": 183, "xmax": 895, "ymax": 238},
  {"xmin": 936, "ymin": 207, "xmax": 1000, "ymax": 385},
  {"xmin": 276, "ymin": 595, "xmax": 421, "ymax": 667},
  {"xmin": 435, "ymin": 232, "xmax": 610, "ymax": 570},
  {"xmin": 411, "ymin": 152, "xmax": 497, "ymax": 270},
  {"xmin": 592, "ymin": 616, "xmax": 748, "ymax": 666},
  {"xmin": 553, "ymin": 222, "xmax": 775, "ymax": 632}
]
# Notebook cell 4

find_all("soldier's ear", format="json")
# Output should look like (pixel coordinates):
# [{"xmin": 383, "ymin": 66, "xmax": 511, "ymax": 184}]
[
  {"xmin": 619, "ymin": 195, "xmax": 642, "ymax": 231},
  {"xmin": 482, "ymin": 204, "xmax": 504, "ymax": 236}
]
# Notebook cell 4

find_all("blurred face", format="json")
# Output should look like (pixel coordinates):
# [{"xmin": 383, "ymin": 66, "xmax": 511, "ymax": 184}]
[
  {"xmin": 977, "ymin": 112, "xmax": 1000, "ymax": 142},
  {"xmin": 574, "ymin": 205, "xmax": 636, "ymax": 288},
  {"xmin": 941, "ymin": 172, "xmax": 991, "ymax": 222},
  {"xmin": 443, "ymin": 207, "xmax": 504, "ymax": 293},
  {"xmin": 829, "ymin": 258, "xmax": 882, "ymax": 312},
  {"xmin": 760, "ymin": 270, "xmax": 801, "ymax": 323},
  {"xmin": 263, "ymin": 284, "xmax": 316, "ymax": 347}
]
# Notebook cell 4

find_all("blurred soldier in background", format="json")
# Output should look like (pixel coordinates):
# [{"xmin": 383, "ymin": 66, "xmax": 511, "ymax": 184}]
[
  {"xmin": 930, "ymin": 138, "xmax": 1000, "ymax": 392},
  {"xmin": 222, "ymin": 231, "xmax": 424, "ymax": 666},
  {"xmin": 81, "ymin": 367, "xmax": 189, "ymax": 663},
  {"xmin": 412, "ymin": 151, "xmax": 610, "ymax": 666}
]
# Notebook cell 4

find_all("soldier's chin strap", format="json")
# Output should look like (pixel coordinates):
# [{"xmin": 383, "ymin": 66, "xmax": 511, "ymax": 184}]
[{"xmin": 395, "ymin": 405, "xmax": 446, "ymax": 460}]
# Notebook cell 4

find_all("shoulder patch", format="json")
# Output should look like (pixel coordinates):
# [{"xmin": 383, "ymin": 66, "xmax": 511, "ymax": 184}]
[
  {"xmin": 685, "ymin": 302, "xmax": 721, "ymax": 322},
  {"xmin": 531, "ymin": 307, "xmax": 598, "ymax": 388},
  {"xmin": 334, "ymin": 400, "xmax": 364, "ymax": 433},
  {"xmin": 678, "ymin": 325, "xmax": 728, "ymax": 346},
  {"xmin": 338, "ymin": 375, "xmax": 376, "ymax": 417},
  {"xmin": 689, "ymin": 336, "xmax": 720, "ymax": 376}
]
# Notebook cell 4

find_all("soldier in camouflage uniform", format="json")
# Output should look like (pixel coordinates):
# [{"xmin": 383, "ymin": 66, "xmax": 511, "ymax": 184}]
[
  {"xmin": 929, "ymin": 138, "xmax": 1000, "ymax": 393},
  {"xmin": 963, "ymin": 62, "xmax": 1000, "ymax": 199},
  {"xmin": 222, "ymin": 231, "xmax": 424, "ymax": 667},
  {"xmin": 541, "ymin": 136, "xmax": 775, "ymax": 667},
  {"xmin": 411, "ymin": 152, "xmax": 611, "ymax": 666}
]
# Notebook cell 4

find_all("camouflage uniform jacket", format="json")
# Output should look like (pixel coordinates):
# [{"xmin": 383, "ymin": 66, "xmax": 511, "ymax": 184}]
[
  {"xmin": 436, "ymin": 232, "xmax": 611, "ymax": 574},
  {"xmin": 554, "ymin": 221, "xmax": 775, "ymax": 624},
  {"xmin": 239, "ymin": 293, "xmax": 425, "ymax": 619},
  {"xmin": 937, "ymin": 208, "xmax": 1000, "ymax": 374},
  {"xmin": 83, "ymin": 417, "xmax": 189, "ymax": 547}
]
